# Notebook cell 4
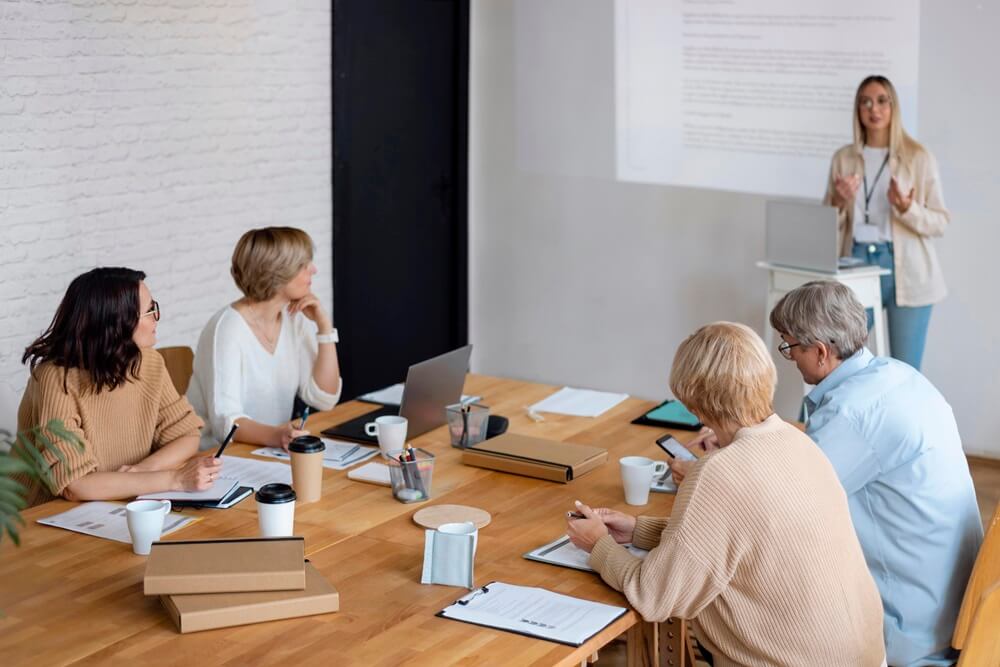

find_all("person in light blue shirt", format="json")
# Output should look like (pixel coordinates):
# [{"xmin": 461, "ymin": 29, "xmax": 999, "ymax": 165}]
[{"xmin": 769, "ymin": 280, "xmax": 982, "ymax": 667}]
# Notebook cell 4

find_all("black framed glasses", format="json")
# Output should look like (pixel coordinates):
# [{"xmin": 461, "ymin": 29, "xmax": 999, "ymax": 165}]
[
  {"xmin": 142, "ymin": 300, "xmax": 160, "ymax": 322},
  {"xmin": 777, "ymin": 341, "xmax": 801, "ymax": 360}
]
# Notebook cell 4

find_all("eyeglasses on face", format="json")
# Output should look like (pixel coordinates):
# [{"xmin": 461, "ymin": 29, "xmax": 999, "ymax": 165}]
[
  {"xmin": 859, "ymin": 96, "xmax": 892, "ymax": 111},
  {"xmin": 141, "ymin": 300, "xmax": 160, "ymax": 322},
  {"xmin": 777, "ymin": 341, "xmax": 801, "ymax": 360}
]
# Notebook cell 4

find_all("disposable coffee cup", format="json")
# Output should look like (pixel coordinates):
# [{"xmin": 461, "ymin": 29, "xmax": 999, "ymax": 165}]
[
  {"xmin": 620, "ymin": 456, "xmax": 668, "ymax": 506},
  {"xmin": 288, "ymin": 435, "xmax": 325, "ymax": 504},
  {"xmin": 126, "ymin": 499, "xmax": 171, "ymax": 556},
  {"xmin": 256, "ymin": 483, "xmax": 296, "ymax": 537},
  {"xmin": 365, "ymin": 416, "xmax": 408, "ymax": 458}
]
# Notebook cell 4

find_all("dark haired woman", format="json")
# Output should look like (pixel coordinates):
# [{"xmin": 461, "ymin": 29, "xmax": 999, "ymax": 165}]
[
  {"xmin": 824, "ymin": 75, "xmax": 949, "ymax": 370},
  {"xmin": 16, "ymin": 267, "xmax": 219, "ymax": 506}
]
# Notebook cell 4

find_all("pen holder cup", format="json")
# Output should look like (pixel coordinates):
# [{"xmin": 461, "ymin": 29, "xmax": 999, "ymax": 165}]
[
  {"xmin": 387, "ymin": 448, "xmax": 435, "ymax": 503},
  {"xmin": 445, "ymin": 403, "xmax": 490, "ymax": 449}
]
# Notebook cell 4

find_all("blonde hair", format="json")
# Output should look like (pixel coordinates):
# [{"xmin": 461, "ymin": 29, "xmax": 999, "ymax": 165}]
[
  {"xmin": 669, "ymin": 322, "xmax": 776, "ymax": 429},
  {"xmin": 231, "ymin": 227, "xmax": 314, "ymax": 301},
  {"xmin": 852, "ymin": 75, "xmax": 924, "ymax": 164}
]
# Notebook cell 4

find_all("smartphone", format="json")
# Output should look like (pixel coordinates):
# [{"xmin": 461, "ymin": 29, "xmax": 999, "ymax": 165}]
[{"xmin": 655, "ymin": 434, "xmax": 698, "ymax": 462}]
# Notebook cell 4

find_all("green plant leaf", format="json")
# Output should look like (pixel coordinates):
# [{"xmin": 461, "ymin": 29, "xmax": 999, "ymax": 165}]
[
  {"xmin": 0, "ymin": 456, "xmax": 33, "ymax": 476},
  {"xmin": 0, "ymin": 512, "xmax": 24, "ymax": 547}
]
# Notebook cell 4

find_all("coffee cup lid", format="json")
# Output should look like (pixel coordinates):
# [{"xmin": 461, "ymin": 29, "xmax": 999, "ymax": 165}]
[
  {"xmin": 255, "ymin": 483, "xmax": 296, "ymax": 504},
  {"xmin": 288, "ymin": 435, "xmax": 325, "ymax": 454}
]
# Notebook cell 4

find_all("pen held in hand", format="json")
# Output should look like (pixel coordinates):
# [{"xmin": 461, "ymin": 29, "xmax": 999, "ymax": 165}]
[
  {"xmin": 566, "ymin": 511, "xmax": 586, "ymax": 520},
  {"xmin": 214, "ymin": 423, "xmax": 239, "ymax": 458},
  {"xmin": 299, "ymin": 406, "xmax": 311, "ymax": 430}
]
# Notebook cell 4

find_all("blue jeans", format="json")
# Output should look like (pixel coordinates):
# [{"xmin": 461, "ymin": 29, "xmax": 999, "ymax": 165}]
[{"xmin": 852, "ymin": 242, "xmax": 933, "ymax": 371}]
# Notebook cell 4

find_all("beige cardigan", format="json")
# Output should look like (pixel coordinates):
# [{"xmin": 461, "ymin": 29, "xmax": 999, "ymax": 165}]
[
  {"xmin": 824, "ymin": 143, "xmax": 949, "ymax": 306},
  {"xmin": 589, "ymin": 415, "xmax": 885, "ymax": 667},
  {"xmin": 15, "ymin": 349, "xmax": 203, "ymax": 506}
]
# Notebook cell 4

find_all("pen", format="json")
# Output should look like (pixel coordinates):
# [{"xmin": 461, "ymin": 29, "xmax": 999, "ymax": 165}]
[
  {"xmin": 214, "ymin": 424, "xmax": 239, "ymax": 458},
  {"xmin": 566, "ymin": 511, "xmax": 586, "ymax": 520},
  {"xmin": 299, "ymin": 406, "xmax": 311, "ymax": 430},
  {"xmin": 337, "ymin": 444, "xmax": 360, "ymax": 461},
  {"xmin": 405, "ymin": 444, "xmax": 427, "ymax": 497}
]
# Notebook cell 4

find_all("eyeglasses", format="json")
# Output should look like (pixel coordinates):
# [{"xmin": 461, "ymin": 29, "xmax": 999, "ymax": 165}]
[
  {"xmin": 777, "ymin": 341, "xmax": 801, "ymax": 360},
  {"xmin": 859, "ymin": 96, "xmax": 892, "ymax": 111},
  {"xmin": 142, "ymin": 300, "xmax": 160, "ymax": 322}
]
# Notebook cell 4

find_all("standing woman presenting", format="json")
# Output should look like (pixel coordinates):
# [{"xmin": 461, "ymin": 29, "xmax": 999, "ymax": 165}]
[{"xmin": 825, "ymin": 75, "xmax": 949, "ymax": 370}]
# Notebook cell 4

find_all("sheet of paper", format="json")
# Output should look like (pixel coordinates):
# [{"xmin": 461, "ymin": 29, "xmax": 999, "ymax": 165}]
[
  {"xmin": 37, "ymin": 501, "xmax": 198, "ymax": 544},
  {"xmin": 138, "ymin": 476, "xmax": 238, "ymax": 502},
  {"xmin": 250, "ymin": 440, "xmax": 378, "ymax": 470},
  {"xmin": 439, "ymin": 581, "xmax": 627, "ymax": 647},
  {"xmin": 359, "ymin": 382, "xmax": 480, "ymax": 407},
  {"xmin": 529, "ymin": 387, "xmax": 629, "ymax": 417},
  {"xmin": 347, "ymin": 461, "xmax": 392, "ymax": 486},
  {"xmin": 217, "ymin": 455, "xmax": 291, "ymax": 489},
  {"xmin": 525, "ymin": 536, "xmax": 648, "ymax": 572}
]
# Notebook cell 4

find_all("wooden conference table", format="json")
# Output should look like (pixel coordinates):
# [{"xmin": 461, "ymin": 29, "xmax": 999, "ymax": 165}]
[{"xmin": 0, "ymin": 375, "xmax": 695, "ymax": 667}]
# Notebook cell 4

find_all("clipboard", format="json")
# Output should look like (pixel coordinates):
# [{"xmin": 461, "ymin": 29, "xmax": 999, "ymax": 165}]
[
  {"xmin": 631, "ymin": 399, "xmax": 702, "ymax": 431},
  {"xmin": 436, "ymin": 581, "xmax": 628, "ymax": 647}
]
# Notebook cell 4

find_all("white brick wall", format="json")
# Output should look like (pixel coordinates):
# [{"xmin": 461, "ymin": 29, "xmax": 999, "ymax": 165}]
[{"xmin": 0, "ymin": 0, "xmax": 333, "ymax": 431}]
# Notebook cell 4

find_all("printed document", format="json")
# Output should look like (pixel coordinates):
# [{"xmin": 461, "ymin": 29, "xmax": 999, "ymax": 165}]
[
  {"xmin": 439, "ymin": 581, "xmax": 627, "ymax": 646},
  {"xmin": 217, "ymin": 455, "xmax": 291, "ymax": 488},
  {"xmin": 37, "ymin": 502, "xmax": 197, "ymax": 543},
  {"xmin": 251, "ymin": 439, "xmax": 378, "ymax": 470},
  {"xmin": 530, "ymin": 387, "xmax": 629, "ymax": 417}
]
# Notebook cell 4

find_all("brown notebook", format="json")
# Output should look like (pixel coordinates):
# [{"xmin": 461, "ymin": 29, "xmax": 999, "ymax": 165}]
[
  {"xmin": 160, "ymin": 561, "xmax": 338, "ymax": 633},
  {"xmin": 461, "ymin": 433, "xmax": 607, "ymax": 483},
  {"xmin": 144, "ymin": 537, "xmax": 306, "ymax": 596}
]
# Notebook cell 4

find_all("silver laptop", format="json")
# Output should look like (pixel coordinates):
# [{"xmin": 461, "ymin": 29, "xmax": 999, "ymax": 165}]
[
  {"xmin": 765, "ymin": 200, "xmax": 863, "ymax": 272},
  {"xmin": 321, "ymin": 345, "xmax": 473, "ymax": 443}
]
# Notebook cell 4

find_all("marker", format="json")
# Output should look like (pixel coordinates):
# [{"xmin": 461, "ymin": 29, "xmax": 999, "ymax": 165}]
[{"xmin": 214, "ymin": 423, "xmax": 239, "ymax": 458}]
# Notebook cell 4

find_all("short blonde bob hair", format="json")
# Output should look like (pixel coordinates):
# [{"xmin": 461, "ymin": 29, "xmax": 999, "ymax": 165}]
[
  {"xmin": 231, "ymin": 227, "xmax": 314, "ymax": 302},
  {"xmin": 669, "ymin": 322, "xmax": 776, "ymax": 429}
]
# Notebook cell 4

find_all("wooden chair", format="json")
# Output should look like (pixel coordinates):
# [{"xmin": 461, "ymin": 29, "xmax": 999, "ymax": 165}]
[
  {"xmin": 957, "ymin": 582, "xmax": 1000, "ymax": 666},
  {"xmin": 953, "ymin": 500, "xmax": 1000, "ymax": 655},
  {"xmin": 157, "ymin": 346, "xmax": 194, "ymax": 396}
]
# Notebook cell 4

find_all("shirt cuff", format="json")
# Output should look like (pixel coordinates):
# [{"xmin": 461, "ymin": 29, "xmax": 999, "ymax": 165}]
[
  {"xmin": 300, "ymin": 375, "xmax": 343, "ymax": 412},
  {"xmin": 632, "ymin": 516, "xmax": 669, "ymax": 550}
]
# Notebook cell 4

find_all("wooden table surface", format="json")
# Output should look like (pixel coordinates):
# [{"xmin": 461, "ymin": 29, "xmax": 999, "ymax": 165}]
[{"xmin": 0, "ymin": 374, "xmax": 696, "ymax": 667}]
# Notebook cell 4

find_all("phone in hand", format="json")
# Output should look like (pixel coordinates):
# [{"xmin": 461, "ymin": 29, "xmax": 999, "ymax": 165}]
[{"xmin": 655, "ymin": 434, "xmax": 698, "ymax": 462}]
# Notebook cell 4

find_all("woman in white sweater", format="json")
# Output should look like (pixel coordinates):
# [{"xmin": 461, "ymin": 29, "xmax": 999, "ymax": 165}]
[{"xmin": 188, "ymin": 227, "xmax": 342, "ymax": 450}]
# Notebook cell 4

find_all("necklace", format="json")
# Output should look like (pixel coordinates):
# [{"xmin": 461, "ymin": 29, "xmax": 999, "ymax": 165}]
[{"xmin": 247, "ymin": 302, "xmax": 280, "ymax": 349}]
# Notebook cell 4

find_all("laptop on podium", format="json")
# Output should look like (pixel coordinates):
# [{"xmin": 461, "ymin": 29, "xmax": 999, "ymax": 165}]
[
  {"xmin": 321, "ymin": 345, "xmax": 472, "ymax": 444},
  {"xmin": 765, "ymin": 200, "xmax": 866, "ymax": 272}
]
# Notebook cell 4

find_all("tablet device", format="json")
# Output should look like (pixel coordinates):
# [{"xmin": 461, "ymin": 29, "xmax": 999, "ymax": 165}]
[{"xmin": 631, "ymin": 399, "xmax": 702, "ymax": 430}]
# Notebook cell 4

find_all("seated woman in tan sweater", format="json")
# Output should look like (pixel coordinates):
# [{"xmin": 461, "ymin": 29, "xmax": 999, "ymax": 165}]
[
  {"xmin": 16, "ymin": 267, "xmax": 220, "ymax": 506},
  {"xmin": 567, "ymin": 322, "xmax": 886, "ymax": 667}
]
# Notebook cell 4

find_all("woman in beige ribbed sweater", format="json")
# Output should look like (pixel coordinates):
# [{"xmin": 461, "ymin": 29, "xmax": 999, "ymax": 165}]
[
  {"xmin": 16, "ymin": 268, "xmax": 217, "ymax": 506},
  {"xmin": 567, "ymin": 323, "xmax": 886, "ymax": 667}
]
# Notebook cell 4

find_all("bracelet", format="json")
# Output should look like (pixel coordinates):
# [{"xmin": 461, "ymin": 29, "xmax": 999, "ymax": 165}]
[{"xmin": 316, "ymin": 329, "xmax": 339, "ymax": 344}]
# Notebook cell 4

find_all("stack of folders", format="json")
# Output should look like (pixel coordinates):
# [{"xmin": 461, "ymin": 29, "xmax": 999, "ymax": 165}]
[{"xmin": 144, "ymin": 537, "xmax": 339, "ymax": 633}]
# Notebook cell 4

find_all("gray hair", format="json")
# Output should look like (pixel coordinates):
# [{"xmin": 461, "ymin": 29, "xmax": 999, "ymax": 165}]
[{"xmin": 769, "ymin": 281, "xmax": 868, "ymax": 359}]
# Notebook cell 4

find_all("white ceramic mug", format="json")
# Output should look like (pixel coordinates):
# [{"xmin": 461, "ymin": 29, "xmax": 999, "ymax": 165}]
[
  {"xmin": 620, "ymin": 456, "xmax": 669, "ymax": 506},
  {"xmin": 438, "ymin": 521, "xmax": 478, "ymax": 556},
  {"xmin": 365, "ymin": 416, "xmax": 408, "ymax": 457},
  {"xmin": 125, "ymin": 499, "xmax": 171, "ymax": 555}
]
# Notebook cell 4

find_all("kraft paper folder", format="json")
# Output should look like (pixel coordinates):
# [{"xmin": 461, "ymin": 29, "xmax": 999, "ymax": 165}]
[
  {"xmin": 461, "ymin": 433, "xmax": 607, "ymax": 483},
  {"xmin": 160, "ymin": 561, "xmax": 339, "ymax": 633},
  {"xmin": 144, "ymin": 537, "xmax": 306, "ymax": 595}
]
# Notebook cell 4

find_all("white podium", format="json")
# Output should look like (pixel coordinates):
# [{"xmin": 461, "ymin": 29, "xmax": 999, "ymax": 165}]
[{"xmin": 756, "ymin": 261, "xmax": 892, "ymax": 357}]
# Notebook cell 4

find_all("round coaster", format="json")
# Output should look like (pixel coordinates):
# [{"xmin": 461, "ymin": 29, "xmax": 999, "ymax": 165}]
[{"xmin": 412, "ymin": 504, "xmax": 492, "ymax": 530}]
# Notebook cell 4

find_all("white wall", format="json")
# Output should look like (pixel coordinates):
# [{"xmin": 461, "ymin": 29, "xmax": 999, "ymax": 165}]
[
  {"xmin": 0, "ymin": 1, "xmax": 332, "ymax": 431},
  {"xmin": 470, "ymin": 0, "xmax": 1000, "ymax": 457}
]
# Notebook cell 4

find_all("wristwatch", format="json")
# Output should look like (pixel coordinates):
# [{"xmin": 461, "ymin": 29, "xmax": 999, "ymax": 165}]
[{"xmin": 316, "ymin": 328, "xmax": 339, "ymax": 344}]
